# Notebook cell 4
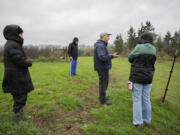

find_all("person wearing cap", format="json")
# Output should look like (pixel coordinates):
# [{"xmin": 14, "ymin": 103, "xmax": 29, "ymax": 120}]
[
  {"xmin": 94, "ymin": 32, "xmax": 119, "ymax": 105},
  {"xmin": 2, "ymin": 24, "xmax": 34, "ymax": 124},
  {"xmin": 128, "ymin": 32, "xmax": 156, "ymax": 129},
  {"xmin": 68, "ymin": 37, "xmax": 79, "ymax": 76}
]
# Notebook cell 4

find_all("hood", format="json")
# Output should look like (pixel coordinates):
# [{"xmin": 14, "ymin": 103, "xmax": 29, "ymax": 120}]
[
  {"xmin": 138, "ymin": 32, "xmax": 153, "ymax": 44},
  {"xmin": 3, "ymin": 24, "xmax": 24, "ymax": 45},
  {"xmin": 72, "ymin": 37, "xmax": 79, "ymax": 45}
]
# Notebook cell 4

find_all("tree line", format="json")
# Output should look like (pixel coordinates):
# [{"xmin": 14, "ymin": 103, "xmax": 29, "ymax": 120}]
[
  {"xmin": 0, "ymin": 21, "xmax": 179, "ymax": 62},
  {"xmin": 0, "ymin": 44, "xmax": 94, "ymax": 62},
  {"xmin": 113, "ymin": 21, "xmax": 180, "ymax": 57}
]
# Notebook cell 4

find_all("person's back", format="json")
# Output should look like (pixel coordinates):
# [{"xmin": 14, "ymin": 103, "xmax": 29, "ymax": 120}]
[
  {"xmin": 129, "ymin": 43, "xmax": 156, "ymax": 84},
  {"xmin": 128, "ymin": 32, "xmax": 156, "ymax": 129}
]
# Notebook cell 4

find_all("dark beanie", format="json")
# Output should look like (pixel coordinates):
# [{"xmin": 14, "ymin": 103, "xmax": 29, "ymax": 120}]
[
  {"xmin": 73, "ymin": 37, "xmax": 79, "ymax": 42},
  {"xmin": 138, "ymin": 32, "xmax": 153, "ymax": 44}
]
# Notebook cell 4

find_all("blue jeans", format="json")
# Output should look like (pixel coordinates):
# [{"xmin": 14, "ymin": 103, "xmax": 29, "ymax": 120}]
[
  {"xmin": 132, "ymin": 83, "xmax": 152, "ymax": 125},
  {"xmin": 70, "ymin": 59, "xmax": 77, "ymax": 76}
]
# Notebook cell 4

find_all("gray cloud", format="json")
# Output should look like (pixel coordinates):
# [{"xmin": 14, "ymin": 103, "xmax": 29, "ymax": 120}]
[{"xmin": 0, "ymin": 0, "xmax": 180, "ymax": 46}]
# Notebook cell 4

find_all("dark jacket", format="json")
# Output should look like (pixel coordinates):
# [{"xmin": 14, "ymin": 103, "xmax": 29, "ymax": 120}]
[
  {"xmin": 128, "ymin": 32, "xmax": 156, "ymax": 84},
  {"xmin": 2, "ymin": 25, "xmax": 34, "ymax": 95},
  {"xmin": 93, "ymin": 40, "xmax": 113, "ymax": 71},
  {"xmin": 68, "ymin": 38, "xmax": 78, "ymax": 60}
]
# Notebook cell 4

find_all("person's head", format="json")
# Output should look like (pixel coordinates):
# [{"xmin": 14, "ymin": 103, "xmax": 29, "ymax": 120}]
[
  {"xmin": 73, "ymin": 37, "xmax": 79, "ymax": 45},
  {"xmin": 100, "ymin": 32, "xmax": 111, "ymax": 43},
  {"xmin": 138, "ymin": 32, "xmax": 153, "ymax": 44},
  {"xmin": 3, "ymin": 24, "xmax": 23, "ymax": 40},
  {"xmin": 3, "ymin": 24, "xmax": 24, "ymax": 44}
]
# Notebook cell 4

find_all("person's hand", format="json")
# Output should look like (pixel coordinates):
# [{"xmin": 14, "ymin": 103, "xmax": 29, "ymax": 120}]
[
  {"xmin": 26, "ymin": 60, "xmax": 32, "ymax": 67},
  {"xmin": 113, "ymin": 52, "xmax": 120, "ymax": 58},
  {"xmin": 69, "ymin": 57, "xmax": 73, "ymax": 60}
]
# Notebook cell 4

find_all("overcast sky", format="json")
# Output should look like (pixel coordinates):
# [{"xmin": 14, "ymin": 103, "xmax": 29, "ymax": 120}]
[{"xmin": 0, "ymin": 0, "xmax": 180, "ymax": 46}]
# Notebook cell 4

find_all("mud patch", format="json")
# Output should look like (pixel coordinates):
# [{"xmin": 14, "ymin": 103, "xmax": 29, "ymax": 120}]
[
  {"xmin": 153, "ymin": 130, "xmax": 165, "ymax": 135},
  {"xmin": 33, "ymin": 108, "xmax": 94, "ymax": 135}
]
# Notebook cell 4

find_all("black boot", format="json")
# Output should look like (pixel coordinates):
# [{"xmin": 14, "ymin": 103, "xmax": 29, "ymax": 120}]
[
  {"xmin": 101, "ymin": 100, "xmax": 112, "ymax": 105},
  {"xmin": 13, "ymin": 112, "xmax": 21, "ymax": 124}
]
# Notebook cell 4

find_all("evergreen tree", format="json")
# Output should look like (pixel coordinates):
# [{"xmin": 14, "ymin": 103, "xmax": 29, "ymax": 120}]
[
  {"xmin": 127, "ymin": 26, "xmax": 137, "ymax": 50},
  {"xmin": 114, "ymin": 34, "xmax": 124, "ymax": 54},
  {"xmin": 138, "ymin": 21, "xmax": 155, "ymax": 37},
  {"xmin": 156, "ymin": 36, "xmax": 164, "ymax": 51},
  {"xmin": 164, "ymin": 31, "xmax": 172, "ymax": 55}
]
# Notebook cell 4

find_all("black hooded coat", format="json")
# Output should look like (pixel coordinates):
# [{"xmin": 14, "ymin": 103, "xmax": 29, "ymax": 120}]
[
  {"xmin": 128, "ymin": 32, "xmax": 157, "ymax": 84},
  {"xmin": 2, "ymin": 25, "xmax": 34, "ymax": 95},
  {"xmin": 68, "ymin": 37, "xmax": 79, "ymax": 60}
]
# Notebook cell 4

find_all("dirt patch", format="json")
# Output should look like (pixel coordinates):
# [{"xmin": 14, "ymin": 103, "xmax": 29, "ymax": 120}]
[
  {"xmin": 63, "ymin": 123, "xmax": 83, "ymax": 135},
  {"xmin": 153, "ymin": 130, "xmax": 165, "ymax": 135},
  {"xmin": 33, "ymin": 108, "xmax": 94, "ymax": 135},
  {"xmin": 32, "ymin": 74, "xmax": 121, "ymax": 135},
  {"xmin": 50, "ymin": 99, "xmax": 57, "ymax": 103},
  {"xmin": 33, "ymin": 110, "xmax": 66, "ymax": 135},
  {"xmin": 28, "ymin": 108, "xmax": 44, "ymax": 116},
  {"xmin": 72, "ymin": 79, "xmax": 83, "ymax": 84},
  {"xmin": 60, "ymin": 109, "xmax": 94, "ymax": 135}
]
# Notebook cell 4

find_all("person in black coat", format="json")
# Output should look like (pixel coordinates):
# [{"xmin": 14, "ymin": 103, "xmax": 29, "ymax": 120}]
[
  {"xmin": 128, "ymin": 32, "xmax": 156, "ymax": 129},
  {"xmin": 68, "ymin": 37, "xmax": 79, "ymax": 76},
  {"xmin": 2, "ymin": 24, "xmax": 34, "ymax": 124},
  {"xmin": 94, "ymin": 32, "xmax": 119, "ymax": 105}
]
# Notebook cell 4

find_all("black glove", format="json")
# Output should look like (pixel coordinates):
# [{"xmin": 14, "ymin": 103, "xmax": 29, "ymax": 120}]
[{"xmin": 26, "ymin": 60, "xmax": 32, "ymax": 67}]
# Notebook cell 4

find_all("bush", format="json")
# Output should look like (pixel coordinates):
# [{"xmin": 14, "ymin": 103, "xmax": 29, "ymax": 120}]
[
  {"xmin": 38, "ymin": 55, "xmax": 62, "ymax": 62},
  {"xmin": 38, "ymin": 56, "xmax": 47, "ymax": 62},
  {"xmin": 83, "ymin": 48, "xmax": 94, "ymax": 56}
]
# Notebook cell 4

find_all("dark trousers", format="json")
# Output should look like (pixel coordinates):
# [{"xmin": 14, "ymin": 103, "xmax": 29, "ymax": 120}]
[
  {"xmin": 12, "ymin": 94, "xmax": 27, "ymax": 113},
  {"xmin": 97, "ymin": 69, "xmax": 109, "ymax": 103}
]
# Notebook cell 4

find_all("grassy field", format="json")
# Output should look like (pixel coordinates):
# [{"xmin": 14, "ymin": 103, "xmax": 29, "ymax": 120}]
[{"xmin": 0, "ymin": 57, "xmax": 180, "ymax": 135}]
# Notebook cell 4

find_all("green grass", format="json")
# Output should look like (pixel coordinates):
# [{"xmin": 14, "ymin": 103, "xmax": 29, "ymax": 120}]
[{"xmin": 0, "ymin": 57, "xmax": 179, "ymax": 135}]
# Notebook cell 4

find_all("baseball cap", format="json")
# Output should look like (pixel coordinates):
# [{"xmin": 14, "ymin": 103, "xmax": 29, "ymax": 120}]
[{"xmin": 100, "ymin": 32, "xmax": 112, "ymax": 38}]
